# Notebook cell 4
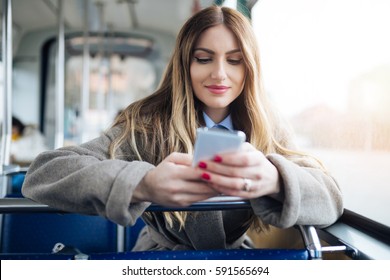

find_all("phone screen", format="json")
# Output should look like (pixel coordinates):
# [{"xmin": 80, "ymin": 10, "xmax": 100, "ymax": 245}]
[{"xmin": 192, "ymin": 127, "xmax": 246, "ymax": 167}]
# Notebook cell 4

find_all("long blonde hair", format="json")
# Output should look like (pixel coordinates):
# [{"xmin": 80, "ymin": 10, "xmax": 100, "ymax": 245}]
[{"xmin": 109, "ymin": 6, "xmax": 312, "ymax": 229}]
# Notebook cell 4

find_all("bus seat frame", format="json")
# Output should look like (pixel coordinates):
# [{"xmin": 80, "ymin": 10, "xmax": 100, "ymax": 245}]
[{"xmin": 0, "ymin": 196, "xmax": 353, "ymax": 260}]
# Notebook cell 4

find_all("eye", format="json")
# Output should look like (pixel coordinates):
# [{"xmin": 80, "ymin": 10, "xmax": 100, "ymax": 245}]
[
  {"xmin": 227, "ymin": 59, "xmax": 243, "ymax": 65},
  {"xmin": 194, "ymin": 57, "xmax": 212, "ymax": 64}
]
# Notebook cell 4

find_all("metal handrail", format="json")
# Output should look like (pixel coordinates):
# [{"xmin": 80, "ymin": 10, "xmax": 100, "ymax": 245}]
[
  {"xmin": 0, "ymin": 197, "xmax": 61, "ymax": 213},
  {"xmin": 298, "ymin": 225, "xmax": 323, "ymax": 259},
  {"xmin": 1, "ymin": 165, "xmax": 29, "ymax": 176},
  {"xmin": 298, "ymin": 224, "xmax": 355, "ymax": 259},
  {"xmin": 0, "ymin": 197, "xmax": 251, "ymax": 214}
]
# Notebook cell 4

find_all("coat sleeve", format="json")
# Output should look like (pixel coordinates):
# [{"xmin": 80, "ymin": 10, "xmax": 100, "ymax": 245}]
[
  {"xmin": 21, "ymin": 127, "xmax": 155, "ymax": 226},
  {"xmin": 250, "ymin": 153, "xmax": 343, "ymax": 228}
]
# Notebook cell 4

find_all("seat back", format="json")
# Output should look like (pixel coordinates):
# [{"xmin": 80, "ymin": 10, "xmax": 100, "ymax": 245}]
[
  {"xmin": 0, "ymin": 197, "xmax": 321, "ymax": 260},
  {"xmin": 1, "ymin": 172, "xmax": 119, "ymax": 254},
  {"xmin": 1, "ymin": 212, "xmax": 118, "ymax": 254},
  {"xmin": 89, "ymin": 248, "xmax": 309, "ymax": 260},
  {"xmin": 125, "ymin": 218, "xmax": 146, "ymax": 251}
]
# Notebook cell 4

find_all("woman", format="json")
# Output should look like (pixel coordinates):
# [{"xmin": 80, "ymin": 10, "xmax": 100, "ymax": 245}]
[{"xmin": 22, "ymin": 6, "xmax": 343, "ymax": 251}]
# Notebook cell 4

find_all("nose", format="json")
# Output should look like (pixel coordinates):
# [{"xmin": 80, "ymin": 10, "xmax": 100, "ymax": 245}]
[{"xmin": 210, "ymin": 60, "xmax": 227, "ymax": 81}]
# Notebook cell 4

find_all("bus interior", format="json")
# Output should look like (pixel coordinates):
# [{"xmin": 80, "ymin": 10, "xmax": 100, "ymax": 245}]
[{"xmin": 0, "ymin": 0, "xmax": 389, "ymax": 260}]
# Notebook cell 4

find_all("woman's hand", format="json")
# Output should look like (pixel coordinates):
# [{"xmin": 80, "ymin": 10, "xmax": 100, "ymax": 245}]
[
  {"xmin": 196, "ymin": 142, "xmax": 281, "ymax": 199},
  {"xmin": 133, "ymin": 152, "xmax": 219, "ymax": 207}
]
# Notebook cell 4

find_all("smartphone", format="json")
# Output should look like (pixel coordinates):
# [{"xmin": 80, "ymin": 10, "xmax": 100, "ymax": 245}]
[{"xmin": 192, "ymin": 127, "xmax": 246, "ymax": 167}]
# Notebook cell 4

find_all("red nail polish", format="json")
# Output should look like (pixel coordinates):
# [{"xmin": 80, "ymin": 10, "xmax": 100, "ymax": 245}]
[
  {"xmin": 198, "ymin": 161, "xmax": 207, "ymax": 169},
  {"xmin": 214, "ymin": 155, "xmax": 222, "ymax": 162},
  {"xmin": 201, "ymin": 173, "xmax": 211, "ymax": 180}
]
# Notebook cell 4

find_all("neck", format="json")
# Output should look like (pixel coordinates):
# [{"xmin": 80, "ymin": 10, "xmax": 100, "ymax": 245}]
[{"xmin": 204, "ymin": 108, "xmax": 229, "ymax": 123}]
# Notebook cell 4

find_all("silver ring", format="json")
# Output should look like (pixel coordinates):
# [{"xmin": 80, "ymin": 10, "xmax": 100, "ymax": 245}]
[{"xmin": 243, "ymin": 178, "xmax": 252, "ymax": 192}]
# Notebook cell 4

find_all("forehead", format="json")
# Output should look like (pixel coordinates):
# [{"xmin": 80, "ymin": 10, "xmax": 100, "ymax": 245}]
[{"xmin": 194, "ymin": 24, "xmax": 240, "ymax": 52}]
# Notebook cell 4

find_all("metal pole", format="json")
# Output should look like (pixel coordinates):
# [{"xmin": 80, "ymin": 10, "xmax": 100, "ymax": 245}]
[
  {"xmin": 0, "ymin": 0, "xmax": 13, "ymax": 253},
  {"xmin": 116, "ymin": 225, "xmax": 125, "ymax": 252},
  {"xmin": 106, "ymin": 24, "xmax": 114, "ymax": 121},
  {"xmin": 80, "ymin": 0, "xmax": 90, "ymax": 143},
  {"xmin": 96, "ymin": 1, "xmax": 105, "ymax": 115},
  {"xmin": 54, "ymin": 0, "xmax": 65, "ymax": 148},
  {"xmin": 0, "ymin": 0, "xmax": 13, "ymax": 175}
]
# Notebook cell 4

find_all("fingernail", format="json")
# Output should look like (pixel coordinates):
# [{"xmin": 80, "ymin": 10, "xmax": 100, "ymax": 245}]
[
  {"xmin": 213, "ymin": 155, "xmax": 222, "ymax": 162},
  {"xmin": 198, "ymin": 161, "xmax": 207, "ymax": 169},
  {"xmin": 201, "ymin": 173, "xmax": 211, "ymax": 180}
]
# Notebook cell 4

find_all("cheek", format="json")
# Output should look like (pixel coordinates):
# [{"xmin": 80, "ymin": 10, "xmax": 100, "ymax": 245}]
[
  {"xmin": 190, "ymin": 64, "xmax": 206, "ymax": 93},
  {"xmin": 232, "ymin": 67, "xmax": 246, "ymax": 88},
  {"xmin": 190, "ymin": 63, "xmax": 203, "ymax": 84},
  {"xmin": 190, "ymin": 64, "xmax": 201, "ymax": 98}
]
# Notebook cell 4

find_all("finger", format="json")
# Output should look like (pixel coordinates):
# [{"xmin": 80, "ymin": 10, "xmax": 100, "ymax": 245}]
[
  {"xmin": 199, "ymin": 161, "xmax": 242, "ymax": 177},
  {"xmin": 165, "ymin": 152, "xmax": 193, "ymax": 166},
  {"xmin": 201, "ymin": 172, "xmax": 246, "ymax": 192},
  {"xmin": 160, "ymin": 168, "xmax": 219, "ymax": 195},
  {"xmin": 239, "ymin": 142, "xmax": 255, "ymax": 152},
  {"xmin": 212, "ymin": 149, "xmax": 264, "ymax": 168},
  {"xmin": 182, "ymin": 181, "xmax": 219, "ymax": 196},
  {"xmin": 211, "ymin": 180, "xmax": 260, "ymax": 199},
  {"xmin": 162, "ymin": 182, "xmax": 220, "ymax": 206},
  {"xmin": 172, "ymin": 164, "xmax": 217, "ymax": 183},
  {"xmin": 198, "ymin": 158, "xmax": 261, "ymax": 179}
]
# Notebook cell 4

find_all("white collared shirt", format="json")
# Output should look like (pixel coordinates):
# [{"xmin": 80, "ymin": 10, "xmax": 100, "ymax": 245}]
[{"xmin": 202, "ymin": 112, "xmax": 234, "ymax": 131}]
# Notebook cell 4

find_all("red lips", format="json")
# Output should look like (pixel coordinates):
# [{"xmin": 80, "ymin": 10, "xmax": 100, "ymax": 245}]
[{"xmin": 206, "ymin": 85, "xmax": 230, "ymax": 94}]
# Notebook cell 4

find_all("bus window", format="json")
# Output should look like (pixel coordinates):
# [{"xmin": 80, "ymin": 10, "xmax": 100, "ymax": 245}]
[
  {"xmin": 252, "ymin": 0, "xmax": 390, "ymax": 227},
  {"xmin": 42, "ymin": 34, "xmax": 158, "ymax": 146},
  {"xmin": 0, "ymin": 63, "xmax": 3, "ymax": 122},
  {"xmin": 65, "ymin": 54, "xmax": 156, "ymax": 144}
]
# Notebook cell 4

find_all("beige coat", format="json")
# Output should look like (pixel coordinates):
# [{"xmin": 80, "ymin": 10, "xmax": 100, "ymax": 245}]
[{"xmin": 22, "ymin": 126, "xmax": 343, "ymax": 250}]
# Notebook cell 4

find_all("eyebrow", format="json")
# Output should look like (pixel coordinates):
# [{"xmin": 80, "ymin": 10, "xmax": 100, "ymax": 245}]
[{"xmin": 193, "ymin": 47, "xmax": 241, "ymax": 55}]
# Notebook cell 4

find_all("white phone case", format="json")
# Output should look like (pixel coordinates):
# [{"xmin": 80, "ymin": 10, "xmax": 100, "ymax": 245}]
[{"xmin": 192, "ymin": 127, "xmax": 246, "ymax": 166}]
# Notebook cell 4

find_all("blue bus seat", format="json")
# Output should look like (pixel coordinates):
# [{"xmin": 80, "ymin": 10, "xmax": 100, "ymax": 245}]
[
  {"xmin": 88, "ymin": 248, "xmax": 309, "ymax": 260},
  {"xmin": 0, "ymin": 252, "xmax": 83, "ymax": 260},
  {"xmin": 10, "ymin": 173, "xmax": 25, "ymax": 194},
  {"xmin": 1, "ymin": 172, "xmax": 119, "ymax": 255},
  {"xmin": 125, "ymin": 218, "xmax": 146, "ymax": 251},
  {"xmin": 0, "ymin": 197, "xmax": 325, "ymax": 260},
  {"xmin": 1, "ymin": 212, "xmax": 118, "ymax": 254}
]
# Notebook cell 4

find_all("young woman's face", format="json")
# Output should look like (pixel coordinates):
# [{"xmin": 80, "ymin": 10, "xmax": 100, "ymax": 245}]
[{"xmin": 190, "ymin": 24, "xmax": 245, "ymax": 123}]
